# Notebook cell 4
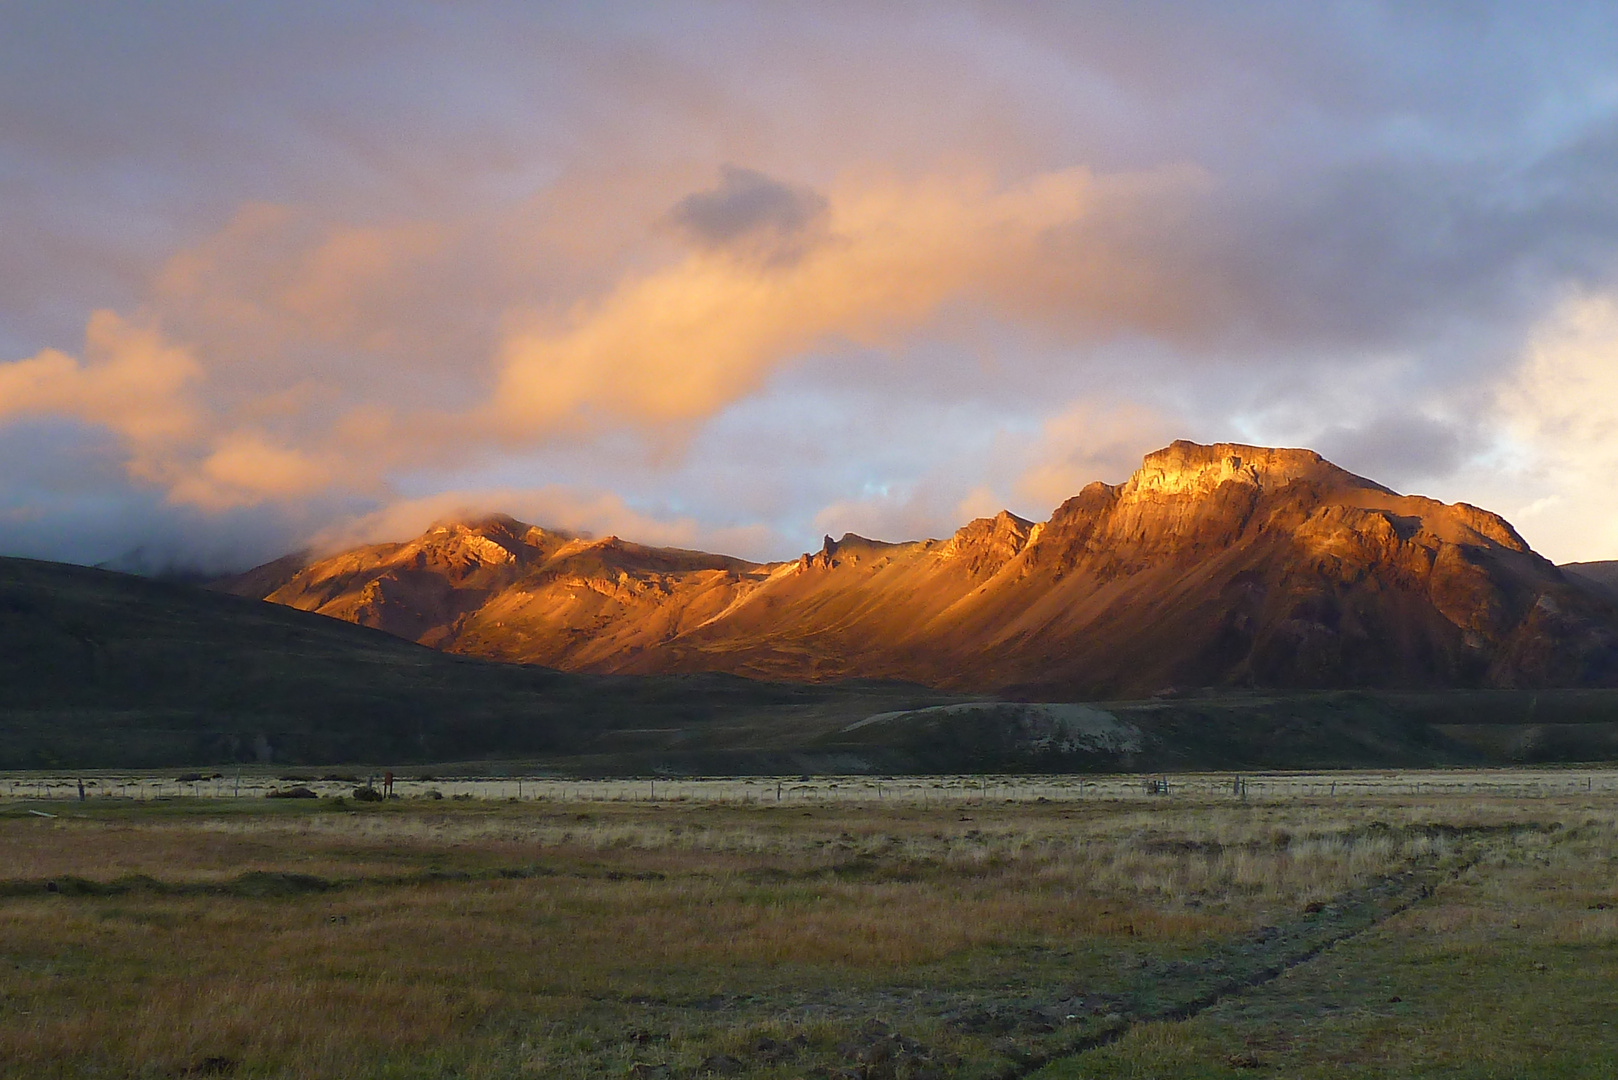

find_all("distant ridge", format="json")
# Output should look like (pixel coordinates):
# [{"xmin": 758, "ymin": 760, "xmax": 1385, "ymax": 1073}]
[
  {"xmin": 1562, "ymin": 560, "xmax": 1618, "ymax": 596},
  {"xmin": 235, "ymin": 441, "xmax": 1618, "ymax": 697},
  {"xmin": 211, "ymin": 550, "xmax": 313, "ymax": 599}
]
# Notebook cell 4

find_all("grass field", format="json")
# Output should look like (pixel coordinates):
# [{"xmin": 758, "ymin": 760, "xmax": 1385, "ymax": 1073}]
[{"xmin": 1, "ymin": 776, "xmax": 1615, "ymax": 1078}]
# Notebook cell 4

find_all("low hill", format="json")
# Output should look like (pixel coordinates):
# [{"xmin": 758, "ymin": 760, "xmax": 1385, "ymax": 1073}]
[{"xmin": 237, "ymin": 441, "xmax": 1618, "ymax": 697}]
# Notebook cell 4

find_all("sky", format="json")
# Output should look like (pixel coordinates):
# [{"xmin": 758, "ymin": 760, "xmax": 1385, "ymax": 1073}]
[{"xmin": 5, "ymin": 1, "xmax": 1618, "ymax": 571}]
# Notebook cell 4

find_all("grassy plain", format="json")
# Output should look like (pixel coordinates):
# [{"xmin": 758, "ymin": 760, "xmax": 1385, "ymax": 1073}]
[{"xmin": 0, "ymin": 782, "xmax": 1614, "ymax": 1078}]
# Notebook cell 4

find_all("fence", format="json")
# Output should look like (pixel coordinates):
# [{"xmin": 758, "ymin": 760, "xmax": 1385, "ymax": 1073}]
[{"xmin": 4, "ymin": 769, "xmax": 1618, "ymax": 806}]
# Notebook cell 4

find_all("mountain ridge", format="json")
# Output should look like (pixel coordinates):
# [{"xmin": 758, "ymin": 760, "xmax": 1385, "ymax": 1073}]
[{"xmin": 231, "ymin": 440, "xmax": 1618, "ymax": 696}]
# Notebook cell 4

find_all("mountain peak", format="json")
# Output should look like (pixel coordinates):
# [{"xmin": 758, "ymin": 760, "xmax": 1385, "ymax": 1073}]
[
  {"xmin": 427, "ymin": 512, "xmax": 529, "ymax": 535},
  {"xmin": 943, "ymin": 510, "xmax": 1035, "ymax": 569},
  {"xmin": 1124, "ymin": 440, "xmax": 1385, "ymax": 499}
]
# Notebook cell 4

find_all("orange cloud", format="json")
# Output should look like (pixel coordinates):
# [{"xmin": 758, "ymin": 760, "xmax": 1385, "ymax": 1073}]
[
  {"xmin": 0, "ymin": 311, "xmax": 359, "ymax": 511},
  {"xmin": 0, "ymin": 165, "xmax": 1207, "ymax": 522},
  {"xmin": 277, "ymin": 221, "xmax": 447, "ymax": 346},
  {"xmin": 155, "ymin": 205, "xmax": 446, "ymax": 339},
  {"xmin": 312, "ymin": 485, "xmax": 778, "ymax": 561},
  {"xmin": 166, "ymin": 433, "xmax": 336, "ymax": 511},
  {"xmin": 489, "ymin": 165, "xmax": 1205, "ymax": 437},
  {"xmin": 0, "ymin": 311, "xmax": 202, "ymax": 480},
  {"xmin": 1014, "ymin": 400, "xmax": 1180, "ymax": 511}
]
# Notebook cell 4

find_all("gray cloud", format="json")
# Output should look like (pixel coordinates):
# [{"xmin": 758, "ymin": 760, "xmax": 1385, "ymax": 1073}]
[
  {"xmin": 668, "ymin": 166, "xmax": 829, "ymax": 262},
  {"xmin": 0, "ymin": 420, "xmax": 333, "ymax": 572},
  {"xmin": 1312, "ymin": 412, "xmax": 1481, "ymax": 493}
]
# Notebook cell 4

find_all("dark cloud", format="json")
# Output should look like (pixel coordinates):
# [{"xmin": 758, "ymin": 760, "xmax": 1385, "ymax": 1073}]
[
  {"xmin": 1312, "ymin": 412, "xmax": 1481, "ymax": 493},
  {"xmin": 668, "ymin": 166, "xmax": 829, "ymax": 261},
  {"xmin": 0, "ymin": 420, "xmax": 332, "ymax": 572}
]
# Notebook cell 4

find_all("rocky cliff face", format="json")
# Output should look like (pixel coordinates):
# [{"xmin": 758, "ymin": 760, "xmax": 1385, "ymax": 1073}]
[{"xmin": 240, "ymin": 441, "xmax": 1618, "ymax": 696}]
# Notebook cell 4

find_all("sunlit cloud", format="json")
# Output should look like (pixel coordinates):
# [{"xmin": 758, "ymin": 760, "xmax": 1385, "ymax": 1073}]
[
  {"xmin": 6, "ymin": 4, "xmax": 1618, "ymax": 568},
  {"xmin": 1014, "ymin": 401, "xmax": 1181, "ymax": 510},
  {"xmin": 0, "ymin": 163, "xmax": 1207, "ymax": 525},
  {"xmin": 167, "ymin": 434, "xmax": 337, "ymax": 512},
  {"xmin": 313, "ymin": 485, "xmax": 778, "ymax": 562},
  {"xmin": 1490, "ymin": 292, "xmax": 1618, "ymax": 562},
  {"xmin": 489, "ymin": 165, "xmax": 1203, "ymax": 438},
  {"xmin": 0, "ymin": 311, "xmax": 202, "ymax": 482}
]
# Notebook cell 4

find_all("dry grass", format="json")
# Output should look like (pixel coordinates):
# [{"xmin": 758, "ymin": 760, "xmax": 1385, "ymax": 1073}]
[
  {"xmin": 1034, "ymin": 800, "xmax": 1618, "ymax": 1080},
  {"xmin": 0, "ymin": 791, "xmax": 1601, "ymax": 1078}
]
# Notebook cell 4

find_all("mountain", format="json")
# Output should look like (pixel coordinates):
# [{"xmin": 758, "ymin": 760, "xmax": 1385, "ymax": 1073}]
[
  {"xmin": 1563, "ymin": 561, "xmax": 1618, "ymax": 599},
  {"xmin": 211, "ymin": 549, "xmax": 314, "ymax": 600},
  {"xmin": 0, "ymin": 554, "xmax": 964, "ymax": 769},
  {"xmin": 11, "ymin": 552, "xmax": 1618, "ymax": 772},
  {"xmin": 237, "ymin": 440, "xmax": 1618, "ymax": 697}
]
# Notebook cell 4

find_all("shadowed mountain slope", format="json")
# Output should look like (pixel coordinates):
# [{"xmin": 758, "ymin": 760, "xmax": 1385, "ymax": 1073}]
[
  {"xmin": 0, "ymin": 556, "xmax": 959, "ymax": 769},
  {"xmin": 211, "ymin": 550, "xmax": 313, "ymax": 600},
  {"xmin": 10, "ymin": 554, "xmax": 1618, "ymax": 772},
  {"xmin": 240, "ymin": 441, "xmax": 1618, "ymax": 697},
  {"xmin": 1563, "ymin": 560, "xmax": 1618, "ymax": 599}
]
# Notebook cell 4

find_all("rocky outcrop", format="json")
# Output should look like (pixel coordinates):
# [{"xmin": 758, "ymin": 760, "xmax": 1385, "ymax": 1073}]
[
  {"xmin": 238, "ymin": 442, "xmax": 1618, "ymax": 696},
  {"xmin": 941, "ymin": 511, "xmax": 1034, "ymax": 576}
]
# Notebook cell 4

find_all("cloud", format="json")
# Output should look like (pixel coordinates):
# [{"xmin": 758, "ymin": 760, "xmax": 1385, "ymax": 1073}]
[
  {"xmin": 490, "ymin": 164, "xmax": 1202, "ymax": 438},
  {"xmin": 312, "ymin": 485, "xmax": 779, "ymax": 562},
  {"xmin": 1508, "ymin": 293, "xmax": 1618, "ymax": 448},
  {"xmin": 1488, "ymin": 291, "xmax": 1618, "ymax": 561},
  {"xmin": 799, "ymin": 395, "xmax": 1180, "ymax": 544},
  {"xmin": 811, "ymin": 484, "xmax": 962, "ymax": 546},
  {"xmin": 1014, "ymin": 400, "xmax": 1180, "ymax": 510},
  {"xmin": 0, "ymin": 162, "xmax": 1204, "ymax": 525},
  {"xmin": 0, "ymin": 417, "xmax": 338, "ymax": 573},
  {"xmin": 149, "ymin": 203, "xmax": 471, "ymax": 404},
  {"xmin": 155, "ymin": 204, "xmax": 449, "ymax": 355},
  {"xmin": 166, "ymin": 434, "xmax": 336, "ymax": 511},
  {"xmin": 0, "ymin": 309, "xmax": 358, "ymax": 512},
  {"xmin": 0, "ymin": 310, "xmax": 201, "ymax": 479},
  {"xmin": 1311, "ymin": 410, "xmax": 1479, "ymax": 492},
  {"xmin": 668, "ymin": 165, "xmax": 829, "ymax": 263},
  {"xmin": 10, "ymin": 4, "xmax": 1618, "ymax": 570}
]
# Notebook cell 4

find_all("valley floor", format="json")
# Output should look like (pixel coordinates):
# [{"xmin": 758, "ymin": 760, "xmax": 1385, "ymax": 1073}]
[{"xmin": 0, "ymin": 778, "xmax": 1614, "ymax": 1078}]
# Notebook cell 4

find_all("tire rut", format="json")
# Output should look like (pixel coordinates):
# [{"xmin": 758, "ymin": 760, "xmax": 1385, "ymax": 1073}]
[{"xmin": 993, "ymin": 854, "xmax": 1481, "ymax": 1080}]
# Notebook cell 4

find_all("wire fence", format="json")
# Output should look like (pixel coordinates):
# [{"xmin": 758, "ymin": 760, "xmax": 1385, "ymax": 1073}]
[{"xmin": 4, "ymin": 768, "xmax": 1618, "ymax": 806}]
